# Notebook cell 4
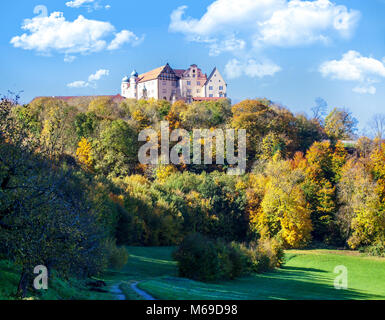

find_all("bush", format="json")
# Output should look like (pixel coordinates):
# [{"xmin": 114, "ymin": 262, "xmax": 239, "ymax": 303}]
[
  {"xmin": 173, "ymin": 234, "xmax": 284, "ymax": 282},
  {"xmin": 362, "ymin": 242, "xmax": 385, "ymax": 257},
  {"xmin": 105, "ymin": 239, "xmax": 129, "ymax": 270},
  {"xmin": 173, "ymin": 234, "xmax": 224, "ymax": 281}
]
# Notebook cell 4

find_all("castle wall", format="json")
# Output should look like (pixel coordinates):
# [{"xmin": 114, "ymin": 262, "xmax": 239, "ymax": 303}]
[{"xmin": 205, "ymin": 69, "xmax": 227, "ymax": 98}]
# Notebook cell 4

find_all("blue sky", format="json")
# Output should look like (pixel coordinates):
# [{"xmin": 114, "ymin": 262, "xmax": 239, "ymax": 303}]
[{"xmin": 1, "ymin": 0, "xmax": 385, "ymax": 133}]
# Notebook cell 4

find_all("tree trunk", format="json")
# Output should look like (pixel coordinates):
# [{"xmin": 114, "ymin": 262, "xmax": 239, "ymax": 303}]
[{"xmin": 17, "ymin": 269, "xmax": 30, "ymax": 298}]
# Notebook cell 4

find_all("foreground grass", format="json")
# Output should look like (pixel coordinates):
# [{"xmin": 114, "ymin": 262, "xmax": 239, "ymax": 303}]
[
  {"xmin": 132, "ymin": 248, "xmax": 385, "ymax": 300},
  {"xmin": 0, "ymin": 260, "xmax": 115, "ymax": 300},
  {"xmin": 1, "ymin": 247, "xmax": 385, "ymax": 300}
]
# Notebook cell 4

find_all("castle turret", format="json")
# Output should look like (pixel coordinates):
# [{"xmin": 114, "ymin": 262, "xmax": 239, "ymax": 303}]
[
  {"xmin": 121, "ymin": 76, "xmax": 130, "ymax": 98},
  {"xmin": 129, "ymin": 70, "xmax": 138, "ymax": 99}
]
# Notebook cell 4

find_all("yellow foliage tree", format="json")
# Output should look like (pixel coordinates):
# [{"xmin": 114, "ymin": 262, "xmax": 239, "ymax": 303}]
[
  {"xmin": 155, "ymin": 164, "xmax": 178, "ymax": 183},
  {"xmin": 247, "ymin": 156, "xmax": 312, "ymax": 248},
  {"xmin": 76, "ymin": 137, "xmax": 93, "ymax": 170}
]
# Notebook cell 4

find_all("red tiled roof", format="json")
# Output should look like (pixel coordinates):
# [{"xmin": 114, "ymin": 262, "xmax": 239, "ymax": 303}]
[
  {"xmin": 192, "ymin": 97, "xmax": 226, "ymax": 101},
  {"xmin": 32, "ymin": 94, "xmax": 126, "ymax": 103},
  {"xmin": 174, "ymin": 69, "xmax": 186, "ymax": 77}
]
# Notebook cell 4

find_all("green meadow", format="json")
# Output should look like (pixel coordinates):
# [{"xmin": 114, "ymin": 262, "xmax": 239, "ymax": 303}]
[
  {"xmin": 1, "ymin": 247, "xmax": 385, "ymax": 300},
  {"xmin": 126, "ymin": 247, "xmax": 385, "ymax": 300}
]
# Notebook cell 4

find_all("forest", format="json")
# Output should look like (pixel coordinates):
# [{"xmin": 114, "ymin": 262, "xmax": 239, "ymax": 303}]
[{"xmin": 1, "ymin": 93, "xmax": 385, "ymax": 297}]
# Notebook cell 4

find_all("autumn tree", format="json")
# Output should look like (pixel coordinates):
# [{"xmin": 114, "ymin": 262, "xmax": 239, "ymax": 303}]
[
  {"xmin": 248, "ymin": 156, "xmax": 312, "ymax": 248},
  {"xmin": 76, "ymin": 137, "xmax": 93, "ymax": 170},
  {"xmin": 302, "ymin": 141, "xmax": 347, "ymax": 244},
  {"xmin": 324, "ymin": 108, "xmax": 358, "ymax": 142}
]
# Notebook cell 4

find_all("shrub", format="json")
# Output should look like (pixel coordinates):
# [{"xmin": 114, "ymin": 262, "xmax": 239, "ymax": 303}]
[
  {"xmin": 173, "ymin": 234, "xmax": 284, "ymax": 282},
  {"xmin": 105, "ymin": 239, "xmax": 129, "ymax": 270},
  {"xmin": 256, "ymin": 238, "xmax": 285, "ymax": 269},
  {"xmin": 362, "ymin": 242, "xmax": 385, "ymax": 257},
  {"xmin": 173, "ymin": 233, "xmax": 223, "ymax": 282}
]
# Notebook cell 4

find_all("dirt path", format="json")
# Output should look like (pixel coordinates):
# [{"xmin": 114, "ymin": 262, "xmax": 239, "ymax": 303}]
[
  {"xmin": 110, "ymin": 283, "xmax": 126, "ymax": 300},
  {"xmin": 131, "ymin": 282, "xmax": 157, "ymax": 300}
]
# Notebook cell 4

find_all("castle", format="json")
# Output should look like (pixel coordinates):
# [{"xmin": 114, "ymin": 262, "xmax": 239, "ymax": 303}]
[{"xmin": 121, "ymin": 63, "xmax": 227, "ymax": 103}]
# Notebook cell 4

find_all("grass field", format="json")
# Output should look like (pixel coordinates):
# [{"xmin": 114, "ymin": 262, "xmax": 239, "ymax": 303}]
[
  {"xmin": 1, "ymin": 247, "xmax": 384, "ymax": 300},
  {"xmin": 125, "ymin": 247, "xmax": 385, "ymax": 300}
]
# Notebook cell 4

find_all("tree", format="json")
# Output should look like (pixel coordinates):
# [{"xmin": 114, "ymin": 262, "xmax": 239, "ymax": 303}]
[
  {"xmin": 92, "ymin": 120, "xmax": 139, "ymax": 178},
  {"xmin": 0, "ymin": 97, "xmax": 113, "ymax": 296},
  {"xmin": 324, "ymin": 108, "xmax": 358, "ymax": 141},
  {"xmin": 369, "ymin": 114, "xmax": 385, "ymax": 148},
  {"xmin": 88, "ymin": 97, "xmax": 119, "ymax": 119},
  {"xmin": 337, "ymin": 159, "xmax": 381, "ymax": 247},
  {"xmin": 76, "ymin": 137, "xmax": 93, "ymax": 170},
  {"xmin": 303, "ymin": 141, "xmax": 347, "ymax": 244},
  {"xmin": 311, "ymin": 97, "xmax": 328, "ymax": 123},
  {"xmin": 74, "ymin": 112, "xmax": 98, "ymax": 139},
  {"xmin": 248, "ymin": 156, "xmax": 313, "ymax": 248}
]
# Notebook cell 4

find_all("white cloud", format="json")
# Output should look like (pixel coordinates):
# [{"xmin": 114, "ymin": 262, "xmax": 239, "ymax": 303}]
[
  {"xmin": 170, "ymin": 0, "xmax": 359, "ymax": 48},
  {"xmin": 64, "ymin": 55, "xmax": 76, "ymax": 63},
  {"xmin": 320, "ymin": 50, "xmax": 385, "ymax": 94},
  {"xmin": 65, "ymin": 0, "xmax": 96, "ymax": 8},
  {"xmin": 107, "ymin": 30, "xmax": 143, "ymax": 50},
  {"xmin": 170, "ymin": 0, "xmax": 360, "ymax": 78},
  {"xmin": 225, "ymin": 58, "xmax": 281, "ymax": 79},
  {"xmin": 353, "ymin": 86, "xmax": 376, "ymax": 95},
  {"xmin": 66, "ymin": 0, "xmax": 110, "ymax": 11},
  {"xmin": 67, "ymin": 80, "xmax": 89, "ymax": 88},
  {"xmin": 209, "ymin": 36, "xmax": 246, "ymax": 56},
  {"xmin": 170, "ymin": 1, "xmax": 280, "ymax": 36},
  {"xmin": 88, "ymin": 69, "xmax": 109, "ymax": 82},
  {"xmin": 255, "ymin": 0, "xmax": 360, "ymax": 47},
  {"xmin": 11, "ymin": 12, "xmax": 142, "ymax": 60},
  {"xmin": 67, "ymin": 69, "xmax": 109, "ymax": 89}
]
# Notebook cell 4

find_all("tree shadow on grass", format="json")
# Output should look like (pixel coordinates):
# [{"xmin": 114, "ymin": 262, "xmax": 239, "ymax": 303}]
[
  {"xmin": 280, "ymin": 266, "xmax": 328, "ymax": 273},
  {"xmin": 242, "ymin": 268, "xmax": 383, "ymax": 300}
]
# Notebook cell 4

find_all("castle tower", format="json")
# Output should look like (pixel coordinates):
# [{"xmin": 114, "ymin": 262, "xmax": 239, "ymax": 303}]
[
  {"xmin": 129, "ymin": 70, "xmax": 138, "ymax": 99},
  {"xmin": 121, "ymin": 76, "xmax": 130, "ymax": 98}
]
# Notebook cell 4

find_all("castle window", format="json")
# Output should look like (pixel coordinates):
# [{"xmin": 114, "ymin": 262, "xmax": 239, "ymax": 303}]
[
  {"xmin": 197, "ymin": 81, "xmax": 200, "ymax": 85},
  {"xmin": 163, "ymin": 82, "xmax": 166, "ymax": 86},
  {"xmin": 209, "ymin": 86, "xmax": 213, "ymax": 90},
  {"xmin": 219, "ymin": 86, "xmax": 223, "ymax": 90},
  {"xmin": 187, "ymin": 81, "xmax": 191, "ymax": 86},
  {"xmin": 209, "ymin": 94, "xmax": 213, "ymax": 97}
]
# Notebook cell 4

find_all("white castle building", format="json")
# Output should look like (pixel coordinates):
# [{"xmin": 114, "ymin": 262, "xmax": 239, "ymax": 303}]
[{"xmin": 121, "ymin": 63, "xmax": 227, "ymax": 103}]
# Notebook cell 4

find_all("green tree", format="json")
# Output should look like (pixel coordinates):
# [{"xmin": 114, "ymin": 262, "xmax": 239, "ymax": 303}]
[{"xmin": 92, "ymin": 119, "xmax": 138, "ymax": 178}]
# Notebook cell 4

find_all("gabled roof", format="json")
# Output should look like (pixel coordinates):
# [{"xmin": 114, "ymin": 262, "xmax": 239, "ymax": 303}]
[
  {"xmin": 205, "ymin": 67, "xmax": 217, "ymax": 86},
  {"xmin": 204, "ymin": 67, "xmax": 227, "ymax": 86},
  {"xmin": 138, "ymin": 65, "xmax": 166, "ymax": 83},
  {"xmin": 174, "ymin": 69, "xmax": 186, "ymax": 78}
]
